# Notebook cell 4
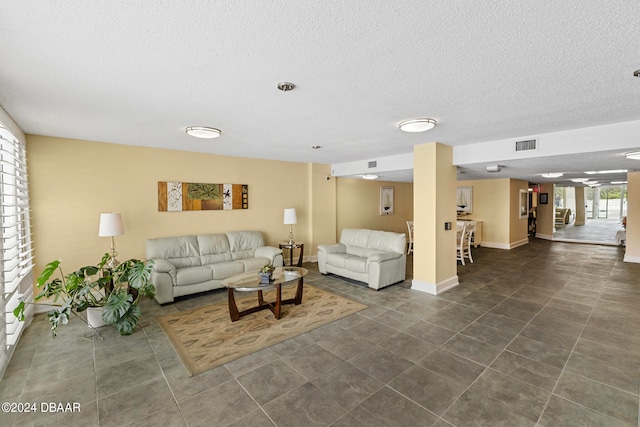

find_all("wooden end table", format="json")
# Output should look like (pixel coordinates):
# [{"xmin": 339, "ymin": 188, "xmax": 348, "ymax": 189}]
[{"xmin": 221, "ymin": 267, "xmax": 308, "ymax": 322}]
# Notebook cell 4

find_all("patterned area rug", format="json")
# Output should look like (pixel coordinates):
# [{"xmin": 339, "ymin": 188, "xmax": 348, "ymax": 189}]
[{"xmin": 157, "ymin": 285, "xmax": 367, "ymax": 376}]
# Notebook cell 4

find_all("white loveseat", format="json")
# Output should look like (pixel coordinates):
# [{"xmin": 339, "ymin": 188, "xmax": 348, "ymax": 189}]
[
  {"xmin": 146, "ymin": 231, "xmax": 283, "ymax": 304},
  {"xmin": 317, "ymin": 229, "xmax": 406, "ymax": 290}
]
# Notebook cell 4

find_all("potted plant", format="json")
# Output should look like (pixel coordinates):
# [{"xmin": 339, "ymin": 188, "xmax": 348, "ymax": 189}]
[
  {"xmin": 14, "ymin": 253, "xmax": 155, "ymax": 337},
  {"xmin": 259, "ymin": 263, "xmax": 275, "ymax": 284}
]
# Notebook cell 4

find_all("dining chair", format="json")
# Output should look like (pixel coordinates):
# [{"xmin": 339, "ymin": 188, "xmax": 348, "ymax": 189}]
[
  {"xmin": 456, "ymin": 223, "xmax": 474, "ymax": 265},
  {"xmin": 406, "ymin": 220, "xmax": 414, "ymax": 254}
]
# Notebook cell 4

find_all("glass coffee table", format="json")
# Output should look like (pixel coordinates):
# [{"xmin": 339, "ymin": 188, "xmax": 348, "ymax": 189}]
[{"xmin": 221, "ymin": 266, "xmax": 308, "ymax": 322}]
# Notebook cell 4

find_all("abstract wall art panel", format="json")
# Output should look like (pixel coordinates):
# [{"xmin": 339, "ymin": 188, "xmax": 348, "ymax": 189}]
[{"xmin": 158, "ymin": 182, "xmax": 248, "ymax": 211}]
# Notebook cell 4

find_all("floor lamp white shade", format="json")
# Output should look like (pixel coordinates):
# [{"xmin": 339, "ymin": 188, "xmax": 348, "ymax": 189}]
[
  {"xmin": 283, "ymin": 208, "xmax": 297, "ymax": 244},
  {"xmin": 99, "ymin": 213, "xmax": 124, "ymax": 268}
]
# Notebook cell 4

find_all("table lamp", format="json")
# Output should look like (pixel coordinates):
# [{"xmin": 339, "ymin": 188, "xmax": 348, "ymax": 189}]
[
  {"xmin": 283, "ymin": 208, "xmax": 297, "ymax": 244},
  {"xmin": 99, "ymin": 212, "xmax": 125, "ymax": 268}
]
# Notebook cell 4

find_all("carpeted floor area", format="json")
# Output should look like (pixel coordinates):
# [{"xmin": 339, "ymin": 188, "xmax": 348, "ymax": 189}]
[{"xmin": 157, "ymin": 285, "xmax": 367, "ymax": 376}]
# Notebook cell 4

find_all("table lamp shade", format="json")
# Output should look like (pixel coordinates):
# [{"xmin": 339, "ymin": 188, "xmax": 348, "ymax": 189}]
[
  {"xmin": 283, "ymin": 208, "xmax": 297, "ymax": 225},
  {"xmin": 98, "ymin": 213, "xmax": 125, "ymax": 237}
]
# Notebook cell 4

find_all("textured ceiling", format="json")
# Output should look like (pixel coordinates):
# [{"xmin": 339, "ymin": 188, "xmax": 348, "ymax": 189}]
[{"xmin": 1, "ymin": 1, "xmax": 640, "ymax": 181}]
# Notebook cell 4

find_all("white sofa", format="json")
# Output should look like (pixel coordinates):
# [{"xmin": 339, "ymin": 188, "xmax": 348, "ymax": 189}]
[
  {"xmin": 146, "ymin": 231, "xmax": 283, "ymax": 304},
  {"xmin": 317, "ymin": 229, "xmax": 406, "ymax": 290}
]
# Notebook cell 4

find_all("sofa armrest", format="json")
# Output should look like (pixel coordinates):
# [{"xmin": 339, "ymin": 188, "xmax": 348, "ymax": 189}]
[
  {"xmin": 151, "ymin": 258, "xmax": 175, "ymax": 274},
  {"xmin": 318, "ymin": 243, "xmax": 346, "ymax": 254},
  {"xmin": 255, "ymin": 246, "xmax": 283, "ymax": 264},
  {"xmin": 149, "ymin": 259, "xmax": 177, "ymax": 304},
  {"xmin": 317, "ymin": 243, "xmax": 346, "ymax": 274}
]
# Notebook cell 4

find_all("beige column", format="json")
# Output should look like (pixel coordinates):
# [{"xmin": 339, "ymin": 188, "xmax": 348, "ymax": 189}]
[
  {"xmin": 411, "ymin": 142, "xmax": 458, "ymax": 294},
  {"xmin": 624, "ymin": 171, "xmax": 640, "ymax": 263},
  {"xmin": 574, "ymin": 187, "xmax": 586, "ymax": 226},
  {"xmin": 535, "ymin": 184, "xmax": 555, "ymax": 240}
]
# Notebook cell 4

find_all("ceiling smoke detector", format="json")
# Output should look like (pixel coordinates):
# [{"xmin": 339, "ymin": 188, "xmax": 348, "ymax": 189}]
[{"xmin": 277, "ymin": 82, "xmax": 295, "ymax": 91}]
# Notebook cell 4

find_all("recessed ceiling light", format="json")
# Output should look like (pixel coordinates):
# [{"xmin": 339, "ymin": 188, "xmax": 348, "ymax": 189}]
[
  {"xmin": 541, "ymin": 173, "xmax": 563, "ymax": 178},
  {"xmin": 625, "ymin": 151, "xmax": 640, "ymax": 160},
  {"xmin": 398, "ymin": 118, "xmax": 436, "ymax": 132},
  {"xmin": 185, "ymin": 126, "xmax": 221, "ymax": 139},
  {"xmin": 361, "ymin": 174, "xmax": 379, "ymax": 180},
  {"xmin": 571, "ymin": 178, "xmax": 589, "ymax": 182},
  {"xmin": 312, "ymin": 145, "xmax": 321, "ymax": 149}
]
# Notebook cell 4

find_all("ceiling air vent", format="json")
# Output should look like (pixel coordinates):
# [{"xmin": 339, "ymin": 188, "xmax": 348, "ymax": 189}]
[
  {"xmin": 368, "ymin": 161, "xmax": 377, "ymax": 168},
  {"xmin": 515, "ymin": 138, "xmax": 537, "ymax": 152}
]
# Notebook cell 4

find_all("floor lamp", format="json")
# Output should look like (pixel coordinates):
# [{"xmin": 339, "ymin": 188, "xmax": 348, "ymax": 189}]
[{"xmin": 99, "ymin": 213, "xmax": 125, "ymax": 268}]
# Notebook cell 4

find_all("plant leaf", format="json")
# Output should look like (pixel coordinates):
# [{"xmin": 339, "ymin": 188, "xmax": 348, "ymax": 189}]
[
  {"xmin": 102, "ymin": 292, "xmax": 133, "ymax": 324},
  {"xmin": 36, "ymin": 260, "xmax": 60, "ymax": 286},
  {"xmin": 112, "ymin": 304, "xmax": 141, "ymax": 335}
]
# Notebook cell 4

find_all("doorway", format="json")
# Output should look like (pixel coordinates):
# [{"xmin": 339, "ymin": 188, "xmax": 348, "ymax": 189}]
[{"xmin": 552, "ymin": 185, "xmax": 627, "ymax": 245}]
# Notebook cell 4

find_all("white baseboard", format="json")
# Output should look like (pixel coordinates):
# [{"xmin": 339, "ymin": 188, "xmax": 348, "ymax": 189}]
[
  {"xmin": 623, "ymin": 254, "xmax": 640, "ymax": 263},
  {"xmin": 480, "ymin": 241, "xmax": 510, "ymax": 249},
  {"xmin": 411, "ymin": 275, "xmax": 459, "ymax": 295},
  {"xmin": 510, "ymin": 238, "xmax": 529, "ymax": 249},
  {"xmin": 535, "ymin": 233, "xmax": 553, "ymax": 241}
]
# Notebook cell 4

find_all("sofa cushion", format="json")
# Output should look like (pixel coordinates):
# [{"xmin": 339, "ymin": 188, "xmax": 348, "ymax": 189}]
[
  {"xmin": 146, "ymin": 235, "xmax": 201, "ymax": 269},
  {"xmin": 236, "ymin": 257, "xmax": 271, "ymax": 272},
  {"xmin": 176, "ymin": 266, "xmax": 213, "ymax": 286},
  {"xmin": 365, "ymin": 230, "xmax": 406, "ymax": 255},
  {"xmin": 197, "ymin": 234, "xmax": 233, "ymax": 264},
  {"xmin": 344, "ymin": 256, "xmax": 367, "ymax": 273},
  {"xmin": 207, "ymin": 261, "xmax": 244, "ymax": 280},
  {"xmin": 227, "ymin": 231, "xmax": 265, "ymax": 260},
  {"xmin": 326, "ymin": 253, "xmax": 367, "ymax": 271},
  {"xmin": 339, "ymin": 229, "xmax": 371, "ymax": 257}
]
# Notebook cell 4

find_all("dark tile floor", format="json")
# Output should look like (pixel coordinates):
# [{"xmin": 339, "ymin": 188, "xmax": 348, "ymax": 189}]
[
  {"xmin": 553, "ymin": 218, "xmax": 623, "ymax": 245},
  {"xmin": 1, "ymin": 238, "xmax": 639, "ymax": 426}
]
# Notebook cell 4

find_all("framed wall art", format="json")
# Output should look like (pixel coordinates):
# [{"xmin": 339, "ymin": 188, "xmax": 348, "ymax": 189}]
[
  {"xmin": 456, "ymin": 186, "xmax": 473, "ymax": 214},
  {"xmin": 380, "ymin": 186, "xmax": 394, "ymax": 215},
  {"xmin": 158, "ymin": 182, "xmax": 248, "ymax": 212}
]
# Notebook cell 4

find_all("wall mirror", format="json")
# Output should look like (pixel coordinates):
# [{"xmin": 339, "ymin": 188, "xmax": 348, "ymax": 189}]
[{"xmin": 519, "ymin": 189, "xmax": 529, "ymax": 219}]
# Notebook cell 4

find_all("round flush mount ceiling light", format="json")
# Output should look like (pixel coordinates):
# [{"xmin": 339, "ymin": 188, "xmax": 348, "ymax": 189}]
[
  {"xmin": 541, "ymin": 172, "xmax": 563, "ymax": 178},
  {"xmin": 361, "ymin": 174, "xmax": 379, "ymax": 180},
  {"xmin": 571, "ymin": 178, "xmax": 589, "ymax": 182},
  {"xmin": 186, "ymin": 126, "xmax": 222, "ymax": 139},
  {"xmin": 625, "ymin": 151, "xmax": 640, "ymax": 160},
  {"xmin": 398, "ymin": 118, "xmax": 436, "ymax": 132}
]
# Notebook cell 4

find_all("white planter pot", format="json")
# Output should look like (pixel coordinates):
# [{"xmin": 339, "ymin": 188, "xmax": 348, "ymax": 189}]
[{"xmin": 86, "ymin": 307, "xmax": 106, "ymax": 328}]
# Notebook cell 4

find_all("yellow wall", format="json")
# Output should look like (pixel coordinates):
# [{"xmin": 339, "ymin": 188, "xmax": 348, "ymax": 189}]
[
  {"xmin": 456, "ymin": 178, "xmax": 529, "ymax": 248},
  {"xmin": 457, "ymin": 178, "xmax": 510, "ymax": 247},
  {"xmin": 27, "ymin": 135, "xmax": 335, "ymax": 276},
  {"xmin": 333, "ymin": 178, "xmax": 413, "ymax": 241},
  {"xmin": 624, "ymin": 171, "xmax": 640, "ymax": 262}
]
